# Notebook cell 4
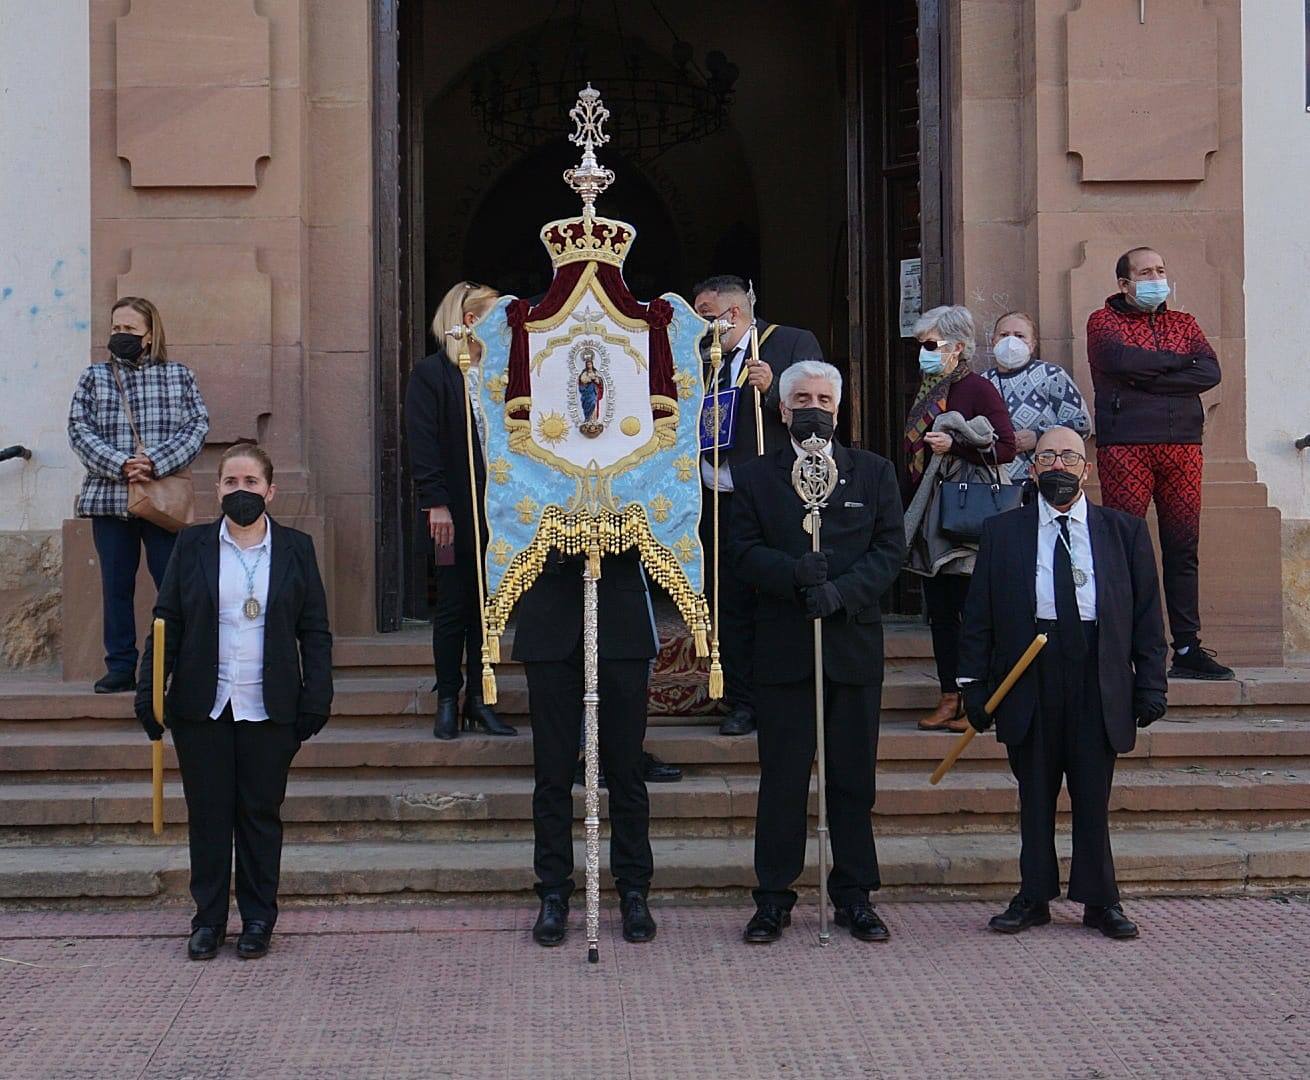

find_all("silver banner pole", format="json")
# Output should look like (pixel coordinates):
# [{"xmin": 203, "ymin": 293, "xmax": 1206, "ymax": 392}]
[{"xmin": 583, "ymin": 539, "xmax": 602, "ymax": 964}]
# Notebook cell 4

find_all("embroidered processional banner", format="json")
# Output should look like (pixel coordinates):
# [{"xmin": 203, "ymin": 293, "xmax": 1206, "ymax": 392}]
[{"xmin": 472, "ymin": 86, "xmax": 711, "ymax": 670}]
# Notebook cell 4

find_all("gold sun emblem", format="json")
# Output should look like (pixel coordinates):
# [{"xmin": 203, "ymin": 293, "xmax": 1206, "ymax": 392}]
[
  {"xmin": 536, "ymin": 410, "xmax": 569, "ymax": 446},
  {"xmin": 673, "ymin": 454, "xmax": 696, "ymax": 482},
  {"xmin": 487, "ymin": 457, "xmax": 511, "ymax": 485},
  {"xmin": 673, "ymin": 533, "xmax": 697, "ymax": 565},
  {"xmin": 514, "ymin": 495, "xmax": 539, "ymax": 525},
  {"xmin": 485, "ymin": 373, "xmax": 508, "ymax": 404},
  {"xmin": 489, "ymin": 538, "xmax": 513, "ymax": 567},
  {"xmin": 674, "ymin": 370, "xmax": 698, "ymax": 401},
  {"xmin": 649, "ymin": 494, "xmax": 673, "ymax": 524}
]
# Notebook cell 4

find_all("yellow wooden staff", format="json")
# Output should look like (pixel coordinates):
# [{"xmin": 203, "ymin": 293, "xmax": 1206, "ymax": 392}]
[
  {"xmin": 151, "ymin": 617, "xmax": 166, "ymax": 835},
  {"xmin": 930, "ymin": 633, "xmax": 1047, "ymax": 785}
]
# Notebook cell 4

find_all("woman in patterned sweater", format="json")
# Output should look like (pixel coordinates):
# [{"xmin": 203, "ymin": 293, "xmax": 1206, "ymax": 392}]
[
  {"xmin": 982, "ymin": 312, "xmax": 1091, "ymax": 482},
  {"xmin": 67, "ymin": 297, "xmax": 209, "ymax": 694}
]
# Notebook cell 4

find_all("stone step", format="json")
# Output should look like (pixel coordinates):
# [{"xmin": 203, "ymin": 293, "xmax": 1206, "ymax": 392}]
[
  {"xmin": 5, "ymin": 764, "xmax": 1310, "ymax": 830},
  {"xmin": 1, "ymin": 666, "xmax": 1304, "ymax": 724},
  {"xmin": 2, "ymin": 716, "xmax": 1308, "ymax": 774},
  {"xmin": 2, "ymin": 827, "xmax": 1307, "ymax": 901}
]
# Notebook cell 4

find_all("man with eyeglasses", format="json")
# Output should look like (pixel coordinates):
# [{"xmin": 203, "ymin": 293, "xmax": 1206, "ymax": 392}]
[
  {"xmin": 956, "ymin": 426, "xmax": 1168, "ymax": 940},
  {"xmin": 1086, "ymin": 247, "xmax": 1229, "ymax": 680},
  {"xmin": 691, "ymin": 275, "xmax": 824, "ymax": 736}
]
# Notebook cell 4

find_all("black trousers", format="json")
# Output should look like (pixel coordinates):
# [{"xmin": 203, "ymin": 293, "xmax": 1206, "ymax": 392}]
[
  {"xmin": 1006, "ymin": 622, "xmax": 1119, "ymax": 907},
  {"xmin": 754, "ymin": 652, "xmax": 883, "ymax": 910},
  {"xmin": 699, "ymin": 487, "xmax": 756, "ymax": 713},
  {"xmin": 90, "ymin": 515, "xmax": 176, "ymax": 675},
  {"xmin": 526, "ymin": 647, "xmax": 653, "ymax": 899},
  {"xmin": 431, "ymin": 559, "xmax": 482, "ymax": 699},
  {"xmin": 922, "ymin": 572, "xmax": 972, "ymax": 693},
  {"xmin": 171, "ymin": 705, "xmax": 301, "ymax": 930}
]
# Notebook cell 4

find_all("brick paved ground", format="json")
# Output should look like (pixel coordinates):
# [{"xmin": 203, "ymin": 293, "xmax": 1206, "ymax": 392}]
[{"xmin": 2, "ymin": 897, "xmax": 1308, "ymax": 1079}]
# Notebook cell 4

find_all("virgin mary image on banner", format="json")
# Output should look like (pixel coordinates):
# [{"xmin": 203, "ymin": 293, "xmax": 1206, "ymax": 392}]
[{"xmin": 577, "ymin": 347, "xmax": 605, "ymax": 436}]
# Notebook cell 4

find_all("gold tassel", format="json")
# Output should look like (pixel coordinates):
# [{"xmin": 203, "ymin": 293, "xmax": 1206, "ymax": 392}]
[
  {"xmin": 708, "ymin": 638, "xmax": 724, "ymax": 699},
  {"xmin": 588, "ymin": 546, "xmax": 601, "ymax": 580},
  {"xmin": 482, "ymin": 665, "xmax": 498, "ymax": 705},
  {"xmin": 487, "ymin": 634, "xmax": 501, "ymax": 665},
  {"xmin": 693, "ymin": 626, "xmax": 708, "ymax": 658}
]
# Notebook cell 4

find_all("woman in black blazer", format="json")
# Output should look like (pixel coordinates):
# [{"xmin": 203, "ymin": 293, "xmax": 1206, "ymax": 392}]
[
  {"xmin": 136, "ymin": 443, "xmax": 333, "ymax": 961},
  {"xmin": 404, "ymin": 280, "xmax": 516, "ymax": 740}
]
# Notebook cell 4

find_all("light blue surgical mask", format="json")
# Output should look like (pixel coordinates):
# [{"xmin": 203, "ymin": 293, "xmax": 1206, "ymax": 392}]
[
  {"xmin": 919, "ymin": 347, "xmax": 945, "ymax": 376},
  {"xmin": 1132, "ymin": 278, "xmax": 1170, "ymax": 310}
]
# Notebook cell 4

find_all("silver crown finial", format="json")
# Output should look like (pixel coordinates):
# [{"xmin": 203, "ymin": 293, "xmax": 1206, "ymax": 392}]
[{"xmin": 563, "ymin": 84, "xmax": 616, "ymax": 218}]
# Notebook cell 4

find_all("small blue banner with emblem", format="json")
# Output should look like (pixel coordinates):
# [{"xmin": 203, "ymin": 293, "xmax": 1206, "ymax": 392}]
[{"xmin": 699, "ymin": 386, "xmax": 739, "ymax": 454}]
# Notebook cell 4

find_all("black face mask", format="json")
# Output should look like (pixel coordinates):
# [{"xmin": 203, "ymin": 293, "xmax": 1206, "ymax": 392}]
[
  {"xmin": 1037, "ymin": 468, "xmax": 1082, "ymax": 507},
  {"xmin": 108, "ymin": 332, "xmax": 146, "ymax": 363},
  {"xmin": 787, "ymin": 407, "xmax": 836, "ymax": 447},
  {"xmin": 222, "ymin": 490, "xmax": 266, "ymax": 527}
]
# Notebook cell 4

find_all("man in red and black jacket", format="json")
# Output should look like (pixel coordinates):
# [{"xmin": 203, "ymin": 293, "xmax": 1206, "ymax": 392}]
[{"xmin": 1086, "ymin": 246, "xmax": 1231, "ymax": 680}]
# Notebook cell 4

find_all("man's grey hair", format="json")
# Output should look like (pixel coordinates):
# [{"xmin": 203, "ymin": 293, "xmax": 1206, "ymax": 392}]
[
  {"xmin": 913, "ymin": 304, "xmax": 977, "ymax": 360},
  {"xmin": 780, "ymin": 360, "xmax": 843, "ymax": 405}
]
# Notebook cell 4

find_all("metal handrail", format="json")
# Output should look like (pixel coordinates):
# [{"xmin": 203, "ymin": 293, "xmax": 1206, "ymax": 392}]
[{"xmin": 0, "ymin": 445, "xmax": 32, "ymax": 463}]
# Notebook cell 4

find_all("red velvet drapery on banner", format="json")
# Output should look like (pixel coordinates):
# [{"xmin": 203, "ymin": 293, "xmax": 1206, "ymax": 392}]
[{"xmin": 504, "ymin": 262, "xmax": 677, "ymax": 421}]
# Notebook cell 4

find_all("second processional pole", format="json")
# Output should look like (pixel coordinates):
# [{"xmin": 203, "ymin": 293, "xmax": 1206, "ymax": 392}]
[{"xmin": 791, "ymin": 432, "xmax": 840, "ymax": 945}]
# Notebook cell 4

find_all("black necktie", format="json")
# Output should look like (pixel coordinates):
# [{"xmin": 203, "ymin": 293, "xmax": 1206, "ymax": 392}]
[
  {"xmin": 1054, "ymin": 515, "xmax": 1087, "ymax": 659},
  {"xmin": 716, "ymin": 347, "xmax": 737, "ymax": 391}
]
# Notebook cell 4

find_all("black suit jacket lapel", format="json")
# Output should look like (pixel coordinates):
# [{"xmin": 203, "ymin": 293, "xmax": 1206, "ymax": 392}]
[
  {"xmin": 200, "ymin": 520, "xmax": 221, "ymax": 607},
  {"xmin": 1018, "ymin": 501, "xmax": 1039, "ymax": 616},
  {"xmin": 266, "ymin": 517, "xmax": 292, "ymax": 605}
]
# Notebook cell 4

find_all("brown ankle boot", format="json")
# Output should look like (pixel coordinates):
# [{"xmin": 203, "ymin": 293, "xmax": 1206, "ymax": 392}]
[{"xmin": 918, "ymin": 692, "xmax": 962, "ymax": 731}]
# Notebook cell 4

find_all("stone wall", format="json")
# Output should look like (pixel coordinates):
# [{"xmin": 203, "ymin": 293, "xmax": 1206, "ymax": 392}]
[{"xmin": 0, "ymin": 532, "xmax": 61, "ymax": 671}]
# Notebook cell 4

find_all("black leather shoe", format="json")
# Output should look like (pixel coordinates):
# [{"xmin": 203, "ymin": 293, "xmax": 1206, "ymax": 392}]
[
  {"xmin": 433, "ymin": 698, "xmax": 459, "ymax": 740},
  {"xmin": 834, "ymin": 901, "xmax": 890, "ymax": 942},
  {"xmin": 94, "ymin": 670, "xmax": 136, "ymax": 694},
  {"xmin": 620, "ymin": 892, "xmax": 657, "ymax": 943},
  {"xmin": 573, "ymin": 758, "xmax": 607, "ymax": 788},
  {"xmin": 987, "ymin": 895, "xmax": 1051, "ymax": 934},
  {"xmin": 1083, "ymin": 904, "xmax": 1139, "ymax": 940},
  {"xmin": 236, "ymin": 921, "xmax": 272, "ymax": 959},
  {"xmin": 463, "ymin": 695, "xmax": 518, "ymax": 736},
  {"xmin": 532, "ymin": 895, "xmax": 569, "ymax": 947},
  {"xmin": 186, "ymin": 925, "xmax": 225, "ymax": 960},
  {"xmin": 743, "ymin": 905, "xmax": 790, "ymax": 944},
  {"xmin": 642, "ymin": 752, "xmax": 682, "ymax": 783},
  {"xmin": 718, "ymin": 708, "xmax": 756, "ymax": 737}
]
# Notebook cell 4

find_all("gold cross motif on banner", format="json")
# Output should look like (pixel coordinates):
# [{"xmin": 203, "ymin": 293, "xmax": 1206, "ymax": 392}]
[
  {"xmin": 674, "ymin": 370, "xmax": 697, "ymax": 401},
  {"xmin": 649, "ymin": 494, "xmax": 672, "ymax": 524},
  {"xmin": 673, "ymin": 454, "xmax": 696, "ymax": 482},
  {"xmin": 514, "ymin": 495, "xmax": 539, "ymax": 525},
  {"xmin": 489, "ymin": 538, "xmax": 513, "ymax": 566},
  {"xmin": 673, "ymin": 533, "xmax": 697, "ymax": 564},
  {"xmin": 488, "ymin": 457, "xmax": 512, "ymax": 485}
]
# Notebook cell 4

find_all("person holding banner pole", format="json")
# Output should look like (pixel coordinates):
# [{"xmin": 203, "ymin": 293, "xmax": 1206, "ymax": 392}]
[
  {"xmin": 692, "ymin": 274, "xmax": 824, "ymax": 736},
  {"xmin": 136, "ymin": 444, "xmax": 333, "ymax": 960},
  {"xmin": 957, "ymin": 426, "xmax": 1167, "ymax": 939},
  {"xmin": 730, "ymin": 361, "xmax": 905, "ymax": 944}
]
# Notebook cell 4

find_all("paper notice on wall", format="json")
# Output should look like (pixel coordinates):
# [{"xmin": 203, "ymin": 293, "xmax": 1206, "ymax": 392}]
[{"xmin": 898, "ymin": 258, "xmax": 922, "ymax": 337}]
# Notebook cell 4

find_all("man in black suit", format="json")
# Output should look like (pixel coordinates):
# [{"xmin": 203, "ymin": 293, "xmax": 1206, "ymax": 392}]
[
  {"xmin": 730, "ymin": 360, "xmax": 905, "ymax": 943},
  {"xmin": 513, "ymin": 549, "xmax": 659, "ymax": 947},
  {"xmin": 693, "ymin": 274, "xmax": 825, "ymax": 736},
  {"xmin": 135, "ymin": 445, "xmax": 333, "ymax": 959},
  {"xmin": 957, "ymin": 426, "xmax": 1168, "ymax": 940}
]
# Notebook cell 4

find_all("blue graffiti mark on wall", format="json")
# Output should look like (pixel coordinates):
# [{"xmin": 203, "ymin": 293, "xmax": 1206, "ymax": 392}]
[
  {"xmin": 54, "ymin": 289, "xmax": 65, "ymax": 299},
  {"xmin": 1, "ymin": 287, "xmax": 12, "ymax": 300},
  {"xmin": 74, "ymin": 320, "xmax": 89, "ymax": 331},
  {"xmin": 51, "ymin": 259, "xmax": 65, "ymax": 277},
  {"xmin": 29, "ymin": 305, "xmax": 39, "ymax": 316}
]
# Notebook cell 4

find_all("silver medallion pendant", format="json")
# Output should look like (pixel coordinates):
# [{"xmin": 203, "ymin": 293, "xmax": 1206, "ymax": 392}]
[
  {"xmin": 1071, "ymin": 567, "xmax": 1089, "ymax": 588},
  {"xmin": 243, "ymin": 596, "xmax": 261, "ymax": 620}
]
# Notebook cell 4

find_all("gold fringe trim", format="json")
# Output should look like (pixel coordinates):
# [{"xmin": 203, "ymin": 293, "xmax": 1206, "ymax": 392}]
[{"xmin": 481, "ymin": 665, "xmax": 498, "ymax": 705}]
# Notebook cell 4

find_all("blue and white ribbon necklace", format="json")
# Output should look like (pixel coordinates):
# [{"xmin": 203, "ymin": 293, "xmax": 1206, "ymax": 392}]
[{"xmin": 233, "ymin": 544, "xmax": 266, "ymax": 619}]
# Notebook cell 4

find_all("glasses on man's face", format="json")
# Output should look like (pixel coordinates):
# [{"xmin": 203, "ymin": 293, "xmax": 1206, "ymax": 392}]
[{"xmin": 1034, "ymin": 449, "xmax": 1086, "ymax": 468}]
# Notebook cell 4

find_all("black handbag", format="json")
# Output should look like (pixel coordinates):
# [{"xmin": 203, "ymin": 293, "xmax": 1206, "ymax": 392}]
[{"xmin": 937, "ymin": 450, "xmax": 1023, "ymax": 542}]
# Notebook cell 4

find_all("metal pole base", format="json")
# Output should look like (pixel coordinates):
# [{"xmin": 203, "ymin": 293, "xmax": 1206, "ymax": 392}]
[
  {"xmin": 819, "ymin": 933, "xmax": 831, "ymax": 947},
  {"xmin": 588, "ymin": 946, "xmax": 599, "ymax": 964}
]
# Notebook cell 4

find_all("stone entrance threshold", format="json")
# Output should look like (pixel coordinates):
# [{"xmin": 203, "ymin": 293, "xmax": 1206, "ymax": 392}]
[{"xmin": 2, "ymin": 899, "xmax": 1308, "ymax": 1078}]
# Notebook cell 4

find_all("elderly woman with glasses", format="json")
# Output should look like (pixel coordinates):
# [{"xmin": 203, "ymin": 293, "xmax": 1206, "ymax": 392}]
[{"xmin": 902, "ymin": 305, "xmax": 1016, "ymax": 733}]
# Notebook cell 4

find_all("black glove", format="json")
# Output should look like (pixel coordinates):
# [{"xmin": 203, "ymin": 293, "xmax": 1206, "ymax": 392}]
[
  {"xmin": 961, "ymin": 681, "xmax": 993, "ymax": 733},
  {"xmin": 804, "ymin": 582, "xmax": 843, "ymax": 620},
  {"xmin": 136, "ymin": 705, "xmax": 164, "ymax": 742},
  {"xmin": 295, "ymin": 713, "xmax": 329, "ymax": 742},
  {"xmin": 1134, "ymin": 691, "xmax": 1167, "ymax": 728},
  {"xmin": 793, "ymin": 550, "xmax": 829, "ymax": 587}
]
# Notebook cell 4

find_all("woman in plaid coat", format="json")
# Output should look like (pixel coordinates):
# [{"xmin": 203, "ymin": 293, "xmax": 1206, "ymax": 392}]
[{"xmin": 67, "ymin": 297, "xmax": 209, "ymax": 693}]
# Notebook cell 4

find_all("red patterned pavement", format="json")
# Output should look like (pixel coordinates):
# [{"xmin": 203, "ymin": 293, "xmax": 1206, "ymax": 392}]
[{"xmin": 2, "ymin": 898, "xmax": 1308, "ymax": 1078}]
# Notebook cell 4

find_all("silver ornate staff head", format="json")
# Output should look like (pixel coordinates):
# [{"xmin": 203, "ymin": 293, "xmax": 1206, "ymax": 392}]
[
  {"xmin": 791, "ymin": 432, "xmax": 839, "ymax": 514},
  {"xmin": 563, "ymin": 84, "xmax": 616, "ymax": 219}
]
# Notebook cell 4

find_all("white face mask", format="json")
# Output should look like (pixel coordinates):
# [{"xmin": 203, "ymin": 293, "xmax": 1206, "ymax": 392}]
[{"xmin": 993, "ymin": 336, "xmax": 1031, "ymax": 371}]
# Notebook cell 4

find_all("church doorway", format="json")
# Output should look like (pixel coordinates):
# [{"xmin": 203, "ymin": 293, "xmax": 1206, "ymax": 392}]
[{"xmin": 374, "ymin": 0, "xmax": 947, "ymax": 627}]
